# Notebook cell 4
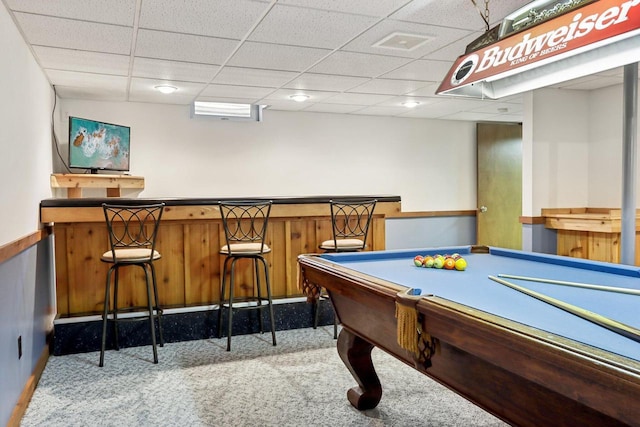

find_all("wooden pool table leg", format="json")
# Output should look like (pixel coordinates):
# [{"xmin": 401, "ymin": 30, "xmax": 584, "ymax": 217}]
[{"xmin": 337, "ymin": 328, "xmax": 382, "ymax": 410}]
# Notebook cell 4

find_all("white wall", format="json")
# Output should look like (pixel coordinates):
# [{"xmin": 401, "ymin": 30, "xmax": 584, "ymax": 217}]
[
  {"xmin": 0, "ymin": 3, "xmax": 55, "ymax": 425},
  {"xmin": 523, "ymin": 88, "xmax": 590, "ymax": 215},
  {"xmin": 588, "ymin": 83, "xmax": 640, "ymax": 207},
  {"xmin": 0, "ymin": 4, "xmax": 54, "ymax": 246},
  {"xmin": 55, "ymin": 100, "xmax": 477, "ymax": 212}
]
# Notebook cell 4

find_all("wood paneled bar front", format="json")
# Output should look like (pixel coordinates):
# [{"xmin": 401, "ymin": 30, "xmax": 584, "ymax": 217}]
[{"xmin": 40, "ymin": 196, "xmax": 401, "ymax": 318}]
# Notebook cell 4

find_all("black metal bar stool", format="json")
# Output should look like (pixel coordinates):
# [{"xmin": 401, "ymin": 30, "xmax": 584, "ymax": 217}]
[
  {"xmin": 218, "ymin": 201, "xmax": 276, "ymax": 351},
  {"xmin": 316, "ymin": 199, "xmax": 377, "ymax": 338},
  {"xmin": 99, "ymin": 203, "xmax": 165, "ymax": 367}
]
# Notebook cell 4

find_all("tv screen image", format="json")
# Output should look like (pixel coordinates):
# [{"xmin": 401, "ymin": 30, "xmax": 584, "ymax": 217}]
[{"xmin": 68, "ymin": 116, "xmax": 130, "ymax": 172}]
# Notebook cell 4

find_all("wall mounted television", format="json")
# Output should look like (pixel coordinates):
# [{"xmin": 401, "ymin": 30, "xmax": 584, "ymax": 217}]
[{"xmin": 68, "ymin": 116, "xmax": 130, "ymax": 173}]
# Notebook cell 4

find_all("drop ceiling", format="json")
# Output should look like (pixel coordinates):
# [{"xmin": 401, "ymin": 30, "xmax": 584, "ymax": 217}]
[{"xmin": 2, "ymin": 0, "xmax": 633, "ymax": 122}]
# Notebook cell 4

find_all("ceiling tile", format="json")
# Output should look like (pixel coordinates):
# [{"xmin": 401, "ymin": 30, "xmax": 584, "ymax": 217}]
[
  {"xmin": 468, "ymin": 100, "xmax": 523, "ymax": 115},
  {"xmin": 261, "ymin": 88, "xmax": 339, "ymax": 103},
  {"xmin": 6, "ymin": 0, "xmax": 136, "ymax": 26},
  {"xmin": 437, "ymin": 111, "xmax": 499, "ymax": 121},
  {"xmin": 130, "ymin": 77, "xmax": 205, "ymax": 95},
  {"xmin": 400, "ymin": 97, "xmax": 488, "ymax": 118},
  {"xmin": 228, "ymin": 41, "xmax": 331, "ymax": 72},
  {"xmin": 391, "ymin": 0, "xmax": 524, "ymax": 31},
  {"xmin": 310, "ymin": 51, "xmax": 412, "ymax": 77},
  {"xmin": 284, "ymin": 73, "xmax": 369, "ymax": 92},
  {"xmin": 352, "ymin": 105, "xmax": 408, "ymax": 116},
  {"xmin": 13, "ymin": 13, "xmax": 132, "ymax": 54},
  {"xmin": 344, "ymin": 20, "xmax": 471, "ymax": 59},
  {"xmin": 302, "ymin": 103, "xmax": 365, "ymax": 114},
  {"xmin": 248, "ymin": 4, "xmax": 378, "ymax": 49},
  {"xmin": 404, "ymin": 81, "xmax": 440, "ymax": 96},
  {"xmin": 212, "ymin": 67, "xmax": 299, "ymax": 88},
  {"xmin": 423, "ymin": 30, "xmax": 484, "ymax": 61},
  {"xmin": 347, "ymin": 78, "xmax": 431, "ymax": 95},
  {"xmin": 201, "ymin": 84, "xmax": 275, "ymax": 100},
  {"xmin": 322, "ymin": 92, "xmax": 393, "ymax": 105},
  {"xmin": 33, "ymin": 46, "xmax": 130, "ymax": 76},
  {"xmin": 46, "ymin": 69, "xmax": 128, "ymax": 91},
  {"xmin": 53, "ymin": 85, "xmax": 127, "ymax": 102},
  {"xmin": 276, "ymin": 0, "xmax": 411, "ymax": 17},
  {"xmin": 132, "ymin": 58, "xmax": 219, "ymax": 83},
  {"xmin": 3, "ymin": 0, "xmax": 582, "ymax": 122},
  {"xmin": 135, "ymin": 29, "xmax": 239, "ymax": 65},
  {"xmin": 128, "ymin": 92, "xmax": 196, "ymax": 105},
  {"xmin": 138, "ymin": 0, "xmax": 270, "ymax": 39},
  {"xmin": 375, "ymin": 95, "xmax": 441, "ymax": 108},
  {"xmin": 262, "ymin": 100, "xmax": 308, "ymax": 111},
  {"xmin": 380, "ymin": 59, "xmax": 452, "ymax": 81},
  {"xmin": 483, "ymin": 113, "xmax": 524, "ymax": 122},
  {"xmin": 129, "ymin": 77, "xmax": 205, "ymax": 104}
]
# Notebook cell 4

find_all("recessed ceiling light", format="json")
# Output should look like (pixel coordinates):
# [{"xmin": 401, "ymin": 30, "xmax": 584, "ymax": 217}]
[
  {"xmin": 402, "ymin": 100, "xmax": 420, "ymax": 108},
  {"xmin": 289, "ymin": 94, "xmax": 309, "ymax": 102},
  {"xmin": 154, "ymin": 85, "xmax": 178, "ymax": 94}
]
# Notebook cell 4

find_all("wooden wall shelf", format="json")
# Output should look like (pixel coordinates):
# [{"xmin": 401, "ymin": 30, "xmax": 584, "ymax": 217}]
[{"xmin": 50, "ymin": 173, "xmax": 144, "ymax": 198}]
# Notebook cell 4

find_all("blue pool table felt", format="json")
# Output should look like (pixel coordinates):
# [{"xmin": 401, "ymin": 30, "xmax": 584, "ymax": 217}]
[{"xmin": 321, "ymin": 246, "xmax": 640, "ymax": 362}]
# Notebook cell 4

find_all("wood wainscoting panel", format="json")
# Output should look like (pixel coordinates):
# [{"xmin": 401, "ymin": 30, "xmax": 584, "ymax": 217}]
[
  {"xmin": 588, "ymin": 231, "xmax": 619, "ymax": 264},
  {"xmin": 157, "ymin": 222, "xmax": 187, "ymax": 306},
  {"xmin": 45, "ymin": 199, "xmax": 399, "ymax": 317},
  {"xmin": 555, "ymin": 230, "xmax": 587, "ymax": 260}
]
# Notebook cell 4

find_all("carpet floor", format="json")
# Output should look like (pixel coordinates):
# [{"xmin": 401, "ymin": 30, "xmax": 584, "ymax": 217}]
[{"xmin": 21, "ymin": 327, "xmax": 508, "ymax": 426}]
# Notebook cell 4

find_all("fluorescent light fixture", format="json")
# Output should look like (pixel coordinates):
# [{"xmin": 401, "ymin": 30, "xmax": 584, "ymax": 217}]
[
  {"xmin": 289, "ymin": 94, "xmax": 310, "ymax": 102},
  {"xmin": 191, "ymin": 101, "xmax": 263, "ymax": 121},
  {"xmin": 154, "ymin": 85, "xmax": 178, "ymax": 94},
  {"xmin": 402, "ymin": 100, "xmax": 420, "ymax": 108}
]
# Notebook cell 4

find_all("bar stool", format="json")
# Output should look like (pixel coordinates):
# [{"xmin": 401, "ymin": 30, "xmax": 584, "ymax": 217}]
[
  {"xmin": 316, "ymin": 199, "xmax": 377, "ymax": 338},
  {"xmin": 218, "ymin": 201, "xmax": 276, "ymax": 351},
  {"xmin": 99, "ymin": 203, "xmax": 165, "ymax": 367}
]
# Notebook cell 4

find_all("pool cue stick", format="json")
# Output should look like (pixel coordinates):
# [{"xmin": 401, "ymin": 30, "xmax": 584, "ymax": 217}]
[
  {"xmin": 488, "ymin": 275, "xmax": 640, "ymax": 344},
  {"xmin": 497, "ymin": 273, "xmax": 640, "ymax": 297}
]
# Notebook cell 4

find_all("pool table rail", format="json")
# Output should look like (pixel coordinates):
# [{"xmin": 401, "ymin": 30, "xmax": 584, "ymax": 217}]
[{"xmin": 298, "ymin": 252, "xmax": 640, "ymax": 427}]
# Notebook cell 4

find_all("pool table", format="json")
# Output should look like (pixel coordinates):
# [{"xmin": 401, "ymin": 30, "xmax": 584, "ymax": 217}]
[{"xmin": 298, "ymin": 246, "xmax": 640, "ymax": 427}]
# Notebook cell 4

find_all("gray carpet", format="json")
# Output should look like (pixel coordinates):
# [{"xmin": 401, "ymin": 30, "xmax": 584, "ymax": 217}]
[{"xmin": 21, "ymin": 327, "xmax": 508, "ymax": 426}]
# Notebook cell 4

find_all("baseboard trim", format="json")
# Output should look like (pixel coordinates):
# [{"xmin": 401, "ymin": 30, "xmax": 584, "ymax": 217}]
[
  {"xmin": 7, "ymin": 343, "xmax": 50, "ymax": 427},
  {"xmin": 52, "ymin": 299, "xmax": 336, "ymax": 356}
]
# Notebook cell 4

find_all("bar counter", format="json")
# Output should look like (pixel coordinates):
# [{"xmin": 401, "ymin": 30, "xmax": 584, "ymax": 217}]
[{"xmin": 41, "ymin": 195, "xmax": 401, "ymax": 318}]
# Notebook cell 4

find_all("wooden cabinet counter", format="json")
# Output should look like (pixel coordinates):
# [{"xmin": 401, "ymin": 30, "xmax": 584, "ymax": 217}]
[
  {"xmin": 41, "ymin": 196, "xmax": 401, "ymax": 317},
  {"xmin": 543, "ymin": 207, "xmax": 640, "ymax": 265}
]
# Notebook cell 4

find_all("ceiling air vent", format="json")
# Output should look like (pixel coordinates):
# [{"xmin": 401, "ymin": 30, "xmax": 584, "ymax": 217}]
[
  {"xmin": 191, "ymin": 102, "xmax": 263, "ymax": 121},
  {"xmin": 372, "ymin": 32, "xmax": 433, "ymax": 52}
]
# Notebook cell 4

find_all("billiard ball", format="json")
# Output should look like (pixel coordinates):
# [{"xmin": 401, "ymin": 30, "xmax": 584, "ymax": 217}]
[
  {"xmin": 423, "ymin": 256, "xmax": 434, "ymax": 268},
  {"xmin": 433, "ymin": 257, "xmax": 445, "ymax": 269},
  {"xmin": 454, "ymin": 258, "xmax": 467, "ymax": 271},
  {"xmin": 414, "ymin": 255, "xmax": 424, "ymax": 267},
  {"xmin": 443, "ymin": 257, "xmax": 456, "ymax": 270}
]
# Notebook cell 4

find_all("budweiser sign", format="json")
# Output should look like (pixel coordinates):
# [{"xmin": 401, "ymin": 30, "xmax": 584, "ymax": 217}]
[{"xmin": 437, "ymin": 0, "xmax": 640, "ymax": 95}]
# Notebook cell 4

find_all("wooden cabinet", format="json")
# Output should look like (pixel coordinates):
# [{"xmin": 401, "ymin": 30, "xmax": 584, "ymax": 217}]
[
  {"xmin": 543, "ymin": 207, "xmax": 640, "ymax": 265},
  {"xmin": 41, "ymin": 196, "xmax": 401, "ymax": 317}
]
